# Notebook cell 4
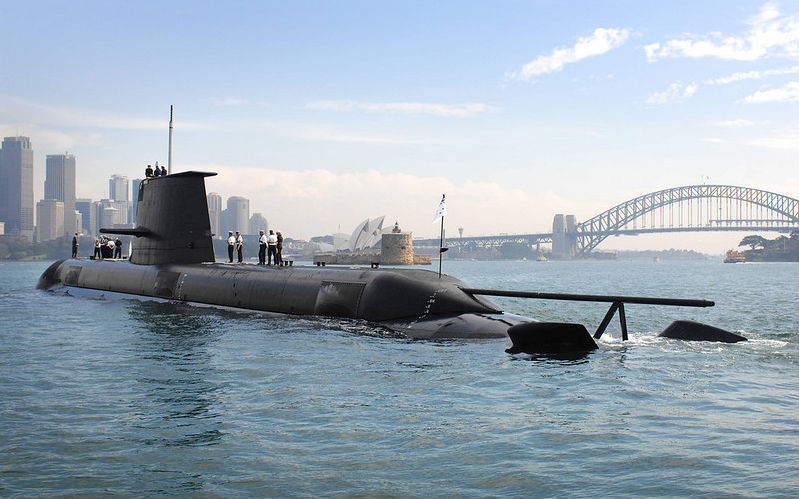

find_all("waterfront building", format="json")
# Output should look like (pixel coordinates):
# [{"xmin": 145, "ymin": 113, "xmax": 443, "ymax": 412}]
[
  {"xmin": 0, "ymin": 136, "xmax": 34, "ymax": 240},
  {"xmin": 44, "ymin": 153, "xmax": 76, "ymax": 237},
  {"xmin": 36, "ymin": 199, "xmax": 64, "ymax": 242}
]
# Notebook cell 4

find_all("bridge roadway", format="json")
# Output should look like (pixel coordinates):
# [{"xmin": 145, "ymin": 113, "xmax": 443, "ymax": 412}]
[{"xmin": 414, "ymin": 223, "xmax": 799, "ymax": 250}]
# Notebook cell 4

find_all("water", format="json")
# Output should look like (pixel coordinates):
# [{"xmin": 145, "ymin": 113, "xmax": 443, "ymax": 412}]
[{"xmin": 1, "ymin": 260, "xmax": 798, "ymax": 497}]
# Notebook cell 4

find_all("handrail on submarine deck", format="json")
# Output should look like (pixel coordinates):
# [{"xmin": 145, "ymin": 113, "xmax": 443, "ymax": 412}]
[{"xmin": 459, "ymin": 287, "xmax": 715, "ymax": 341}]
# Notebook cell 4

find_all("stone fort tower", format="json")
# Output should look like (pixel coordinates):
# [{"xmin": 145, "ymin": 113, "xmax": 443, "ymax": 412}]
[{"xmin": 380, "ymin": 221, "xmax": 414, "ymax": 265}]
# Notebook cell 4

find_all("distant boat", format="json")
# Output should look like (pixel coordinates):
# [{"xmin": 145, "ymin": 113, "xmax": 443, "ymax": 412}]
[{"xmin": 724, "ymin": 249, "xmax": 746, "ymax": 263}]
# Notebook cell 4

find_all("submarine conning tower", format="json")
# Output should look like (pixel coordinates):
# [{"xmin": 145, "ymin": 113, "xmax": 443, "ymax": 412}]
[{"xmin": 101, "ymin": 171, "xmax": 216, "ymax": 265}]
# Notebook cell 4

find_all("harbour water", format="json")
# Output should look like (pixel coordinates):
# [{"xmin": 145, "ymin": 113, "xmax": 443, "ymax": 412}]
[{"xmin": 1, "ymin": 259, "xmax": 798, "ymax": 497}]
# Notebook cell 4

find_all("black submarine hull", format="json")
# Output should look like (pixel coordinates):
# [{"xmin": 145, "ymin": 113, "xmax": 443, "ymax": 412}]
[{"xmin": 37, "ymin": 258, "xmax": 528, "ymax": 339}]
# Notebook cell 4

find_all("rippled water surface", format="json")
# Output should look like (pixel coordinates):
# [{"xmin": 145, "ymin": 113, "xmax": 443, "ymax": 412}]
[{"xmin": 1, "ymin": 260, "xmax": 798, "ymax": 497}]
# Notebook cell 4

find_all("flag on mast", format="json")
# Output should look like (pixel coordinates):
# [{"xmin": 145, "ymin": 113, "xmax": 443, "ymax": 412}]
[{"xmin": 432, "ymin": 194, "xmax": 447, "ymax": 223}]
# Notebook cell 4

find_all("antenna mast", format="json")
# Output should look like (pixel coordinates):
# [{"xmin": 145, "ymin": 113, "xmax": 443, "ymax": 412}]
[{"xmin": 167, "ymin": 105, "xmax": 174, "ymax": 175}]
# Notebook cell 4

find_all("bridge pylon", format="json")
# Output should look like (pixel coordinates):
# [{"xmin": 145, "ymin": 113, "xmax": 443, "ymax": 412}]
[{"xmin": 552, "ymin": 214, "xmax": 578, "ymax": 259}]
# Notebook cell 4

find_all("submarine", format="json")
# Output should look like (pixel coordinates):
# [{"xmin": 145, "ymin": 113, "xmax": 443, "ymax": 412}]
[{"xmin": 37, "ymin": 170, "xmax": 743, "ymax": 352}]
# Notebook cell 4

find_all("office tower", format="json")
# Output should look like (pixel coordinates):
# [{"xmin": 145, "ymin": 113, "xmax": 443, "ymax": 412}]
[
  {"xmin": 249, "ymin": 213, "xmax": 268, "ymax": 235},
  {"xmin": 109, "ymin": 175, "xmax": 129, "ymax": 224},
  {"xmin": 0, "ymin": 136, "xmax": 34, "ymax": 239},
  {"xmin": 75, "ymin": 198, "xmax": 94, "ymax": 235},
  {"xmin": 224, "ymin": 196, "xmax": 249, "ymax": 234},
  {"xmin": 44, "ymin": 154, "xmax": 77, "ymax": 237},
  {"xmin": 92, "ymin": 199, "xmax": 128, "ymax": 234},
  {"xmin": 130, "ymin": 178, "xmax": 143, "ymax": 222},
  {"xmin": 36, "ymin": 199, "xmax": 64, "ymax": 242},
  {"xmin": 207, "ymin": 192, "xmax": 222, "ymax": 238}
]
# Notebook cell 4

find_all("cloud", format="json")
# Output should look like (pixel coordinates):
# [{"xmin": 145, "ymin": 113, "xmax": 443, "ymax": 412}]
[
  {"xmin": 305, "ymin": 100, "xmax": 499, "ymax": 118},
  {"xmin": 705, "ymin": 65, "xmax": 799, "ymax": 85},
  {"xmin": 509, "ymin": 28, "xmax": 631, "ymax": 80},
  {"xmin": 645, "ymin": 3, "xmax": 799, "ymax": 61},
  {"xmin": 713, "ymin": 119, "xmax": 759, "ymax": 127},
  {"xmin": 0, "ymin": 96, "xmax": 212, "ymax": 131},
  {"xmin": 701, "ymin": 137, "xmax": 727, "ymax": 143},
  {"xmin": 196, "ymin": 164, "xmax": 564, "ymax": 240},
  {"xmin": 646, "ymin": 81, "xmax": 698, "ymax": 104},
  {"xmin": 749, "ymin": 131, "xmax": 799, "ymax": 149},
  {"xmin": 212, "ymin": 97, "xmax": 248, "ymax": 106},
  {"xmin": 291, "ymin": 128, "xmax": 422, "ymax": 144},
  {"xmin": 743, "ymin": 81, "xmax": 799, "ymax": 102}
]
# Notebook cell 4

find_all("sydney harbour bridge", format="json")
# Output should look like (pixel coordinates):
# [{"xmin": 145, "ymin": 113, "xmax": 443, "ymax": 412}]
[{"xmin": 415, "ymin": 185, "xmax": 799, "ymax": 257}]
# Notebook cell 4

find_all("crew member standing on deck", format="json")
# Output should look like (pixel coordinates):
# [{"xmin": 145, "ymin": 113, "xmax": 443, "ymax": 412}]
[
  {"xmin": 236, "ymin": 231, "xmax": 244, "ymax": 263},
  {"xmin": 276, "ymin": 231, "xmax": 283, "ymax": 266},
  {"xmin": 227, "ymin": 231, "xmax": 235, "ymax": 263},
  {"xmin": 145, "ymin": 165, "xmax": 154, "ymax": 178},
  {"xmin": 93, "ymin": 238, "xmax": 101, "ymax": 259},
  {"xmin": 72, "ymin": 233, "xmax": 79, "ymax": 258},
  {"xmin": 114, "ymin": 237, "xmax": 122, "ymax": 259},
  {"xmin": 267, "ymin": 229, "xmax": 278, "ymax": 265},
  {"xmin": 258, "ymin": 230, "xmax": 267, "ymax": 265}
]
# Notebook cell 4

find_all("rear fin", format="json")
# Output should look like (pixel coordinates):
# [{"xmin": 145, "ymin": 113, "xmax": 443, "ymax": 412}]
[{"xmin": 100, "ymin": 171, "xmax": 217, "ymax": 265}]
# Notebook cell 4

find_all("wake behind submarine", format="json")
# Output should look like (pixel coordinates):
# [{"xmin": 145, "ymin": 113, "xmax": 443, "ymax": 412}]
[{"xmin": 36, "ymin": 171, "xmax": 746, "ymax": 352}]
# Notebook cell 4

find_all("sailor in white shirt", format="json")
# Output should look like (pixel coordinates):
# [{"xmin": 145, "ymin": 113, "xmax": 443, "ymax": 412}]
[
  {"xmin": 236, "ymin": 231, "xmax": 244, "ymax": 263},
  {"xmin": 267, "ymin": 230, "xmax": 278, "ymax": 265},
  {"xmin": 227, "ymin": 231, "xmax": 235, "ymax": 263},
  {"xmin": 258, "ymin": 230, "xmax": 267, "ymax": 265}
]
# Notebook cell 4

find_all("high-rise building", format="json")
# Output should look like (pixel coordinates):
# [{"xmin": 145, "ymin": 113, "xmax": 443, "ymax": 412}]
[
  {"xmin": 109, "ymin": 175, "xmax": 129, "ymax": 224},
  {"xmin": 35, "ymin": 199, "xmax": 64, "ymax": 242},
  {"xmin": 75, "ymin": 198, "xmax": 94, "ymax": 235},
  {"xmin": 44, "ymin": 154, "xmax": 76, "ymax": 237},
  {"xmin": 130, "ymin": 178, "xmax": 143, "ymax": 222},
  {"xmin": 207, "ymin": 192, "xmax": 222, "ymax": 238},
  {"xmin": 92, "ymin": 199, "xmax": 128, "ymax": 235},
  {"xmin": 0, "ymin": 136, "xmax": 34, "ymax": 240},
  {"xmin": 223, "ymin": 196, "xmax": 249, "ymax": 234},
  {"xmin": 249, "ymin": 213, "xmax": 268, "ymax": 235}
]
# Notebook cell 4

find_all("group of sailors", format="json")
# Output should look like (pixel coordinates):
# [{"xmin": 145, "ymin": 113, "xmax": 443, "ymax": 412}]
[
  {"xmin": 145, "ymin": 164, "xmax": 168, "ymax": 178},
  {"xmin": 227, "ymin": 229, "xmax": 284, "ymax": 265},
  {"xmin": 93, "ymin": 235, "xmax": 123, "ymax": 259}
]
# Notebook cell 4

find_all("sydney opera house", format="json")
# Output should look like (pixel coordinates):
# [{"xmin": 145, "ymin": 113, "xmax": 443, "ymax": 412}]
[{"xmin": 317, "ymin": 216, "xmax": 389, "ymax": 253}]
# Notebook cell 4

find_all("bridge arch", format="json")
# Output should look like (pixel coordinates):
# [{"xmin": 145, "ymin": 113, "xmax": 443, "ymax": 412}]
[{"xmin": 575, "ymin": 185, "xmax": 799, "ymax": 255}]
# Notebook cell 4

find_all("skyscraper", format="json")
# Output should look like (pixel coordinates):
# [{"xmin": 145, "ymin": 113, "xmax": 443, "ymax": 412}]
[
  {"xmin": 75, "ymin": 198, "xmax": 94, "ymax": 236},
  {"xmin": 0, "ymin": 136, "xmax": 34, "ymax": 239},
  {"xmin": 44, "ymin": 153, "xmax": 76, "ymax": 237},
  {"xmin": 130, "ymin": 178, "xmax": 143, "ymax": 222},
  {"xmin": 249, "ymin": 212, "xmax": 268, "ymax": 235},
  {"xmin": 207, "ymin": 192, "xmax": 222, "ymax": 238},
  {"xmin": 224, "ymin": 196, "xmax": 249, "ymax": 234},
  {"xmin": 109, "ymin": 175, "xmax": 130, "ymax": 224},
  {"xmin": 35, "ymin": 199, "xmax": 64, "ymax": 242},
  {"xmin": 109, "ymin": 174, "xmax": 129, "ymax": 202}
]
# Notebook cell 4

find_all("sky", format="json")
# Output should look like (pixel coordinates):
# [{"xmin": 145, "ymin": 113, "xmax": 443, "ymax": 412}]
[{"xmin": 2, "ymin": 0, "xmax": 798, "ymax": 252}]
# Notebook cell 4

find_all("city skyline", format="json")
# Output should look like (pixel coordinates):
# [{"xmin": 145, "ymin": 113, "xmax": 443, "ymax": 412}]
[{"xmin": 2, "ymin": 1, "xmax": 798, "ymax": 251}]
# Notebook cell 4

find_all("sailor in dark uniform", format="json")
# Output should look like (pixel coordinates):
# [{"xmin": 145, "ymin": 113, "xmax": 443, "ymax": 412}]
[
  {"xmin": 145, "ymin": 165, "xmax": 154, "ymax": 178},
  {"xmin": 71, "ymin": 233, "xmax": 79, "ymax": 258},
  {"xmin": 114, "ymin": 238, "xmax": 123, "ymax": 259}
]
